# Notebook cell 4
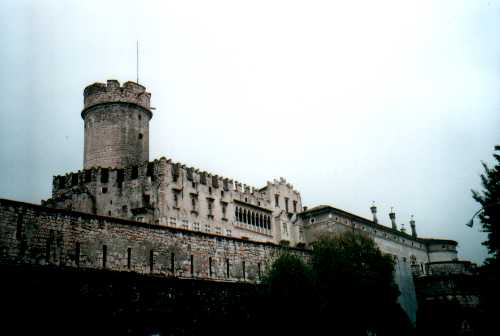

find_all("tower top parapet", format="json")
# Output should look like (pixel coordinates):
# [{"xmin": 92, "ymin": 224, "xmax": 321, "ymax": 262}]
[{"xmin": 83, "ymin": 80, "xmax": 151, "ymax": 115}]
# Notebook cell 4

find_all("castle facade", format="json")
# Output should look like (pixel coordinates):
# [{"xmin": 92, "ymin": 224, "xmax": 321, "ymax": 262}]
[{"xmin": 1, "ymin": 79, "xmax": 466, "ymax": 324}]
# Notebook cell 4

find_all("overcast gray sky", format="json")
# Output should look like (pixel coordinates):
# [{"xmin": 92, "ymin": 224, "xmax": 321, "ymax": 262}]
[{"xmin": 1, "ymin": 0, "xmax": 499, "ymax": 264}]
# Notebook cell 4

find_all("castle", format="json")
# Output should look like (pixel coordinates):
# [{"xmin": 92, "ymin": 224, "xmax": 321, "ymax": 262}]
[{"xmin": 0, "ymin": 79, "xmax": 466, "ymax": 324}]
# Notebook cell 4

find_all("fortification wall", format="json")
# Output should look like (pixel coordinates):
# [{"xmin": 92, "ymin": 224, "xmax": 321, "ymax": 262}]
[{"xmin": 0, "ymin": 199, "xmax": 309, "ymax": 282}]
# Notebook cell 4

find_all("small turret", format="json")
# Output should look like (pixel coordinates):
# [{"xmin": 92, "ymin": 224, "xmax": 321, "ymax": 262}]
[
  {"xmin": 370, "ymin": 202, "xmax": 378, "ymax": 224},
  {"xmin": 400, "ymin": 222, "xmax": 406, "ymax": 234},
  {"xmin": 389, "ymin": 207, "xmax": 397, "ymax": 230},
  {"xmin": 410, "ymin": 215, "xmax": 417, "ymax": 238}
]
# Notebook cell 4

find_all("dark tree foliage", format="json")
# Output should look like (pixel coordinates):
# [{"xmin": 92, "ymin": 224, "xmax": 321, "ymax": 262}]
[
  {"xmin": 262, "ymin": 231, "xmax": 413, "ymax": 336},
  {"xmin": 472, "ymin": 145, "xmax": 500, "ymax": 259},
  {"xmin": 311, "ymin": 231, "xmax": 407, "ymax": 336},
  {"xmin": 472, "ymin": 145, "xmax": 500, "ymax": 336}
]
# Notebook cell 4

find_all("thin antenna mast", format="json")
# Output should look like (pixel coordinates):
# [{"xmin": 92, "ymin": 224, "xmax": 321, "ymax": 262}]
[{"xmin": 136, "ymin": 41, "xmax": 139, "ymax": 84}]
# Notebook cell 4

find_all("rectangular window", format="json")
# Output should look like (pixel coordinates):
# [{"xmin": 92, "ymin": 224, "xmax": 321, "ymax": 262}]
[
  {"xmin": 293, "ymin": 200, "xmax": 297, "ymax": 213},
  {"xmin": 285, "ymin": 197, "xmax": 289, "ymax": 212},
  {"xmin": 171, "ymin": 252, "xmax": 175, "ymax": 275},
  {"xmin": 209, "ymin": 257, "xmax": 213, "ymax": 277},
  {"xmin": 274, "ymin": 194, "xmax": 279, "ymax": 207},
  {"xmin": 207, "ymin": 199, "xmax": 214, "ymax": 216},
  {"xmin": 226, "ymin": 259, "xmax": 230, "ymax": 278},
  {"xmin": 182, "ymin": 219, "xmax": 189, "ymax": 229},
  {"xmin": 222, "ymin": 203, "xmax": 227, "ymax": 217},
  {"xmin": 71, "ymin": 174, "xmax": 79, "ymax": 186},
  {"xmin": 84, "ymin": 170, "xmax": 91, "ymax": 183},
  {"xmin": 226, "ymin": 229, "xmax": 232, "ymax": 236},
  {"xmin": 127, "ymin": 248, "xmax": 131, "ymax": 269},
  {"xmin": 101, "ymin": 169, "xmax": 109, "ymax": 183},
  {"xmin": 194, "ymin": 222, "xmax": 200, "ymax": 231},
  {"xmin": 102, "ymin": 245, "xmax": 107, "ymax": 268},
  {"xmin": 117, "ymin": 169, "xmax": 124, "ymax": 188},
  {"xmin": 75, "ymin": 242, "xmax": 80, "ymax": 267},
  {"xmin": 131, "ymin": 166, "xmax": 139, "ymax": 179},
  {"xmin": 242, "ymin": 261, "xmax": 246, "ymax": 280},
  {"xmin": 149, "ymin": 250, "xmax": 154, "ymax": 272},
  {"xmin": 16, "ymin": 213, "xmax": 23, "ymax": 240},
  {"xmin": 190, "ymin": 255, "xmax": 194, "ymax": 276},
  {"xmin": 169, "ymin": 217, "xmax": 177, "ymax": 226}
]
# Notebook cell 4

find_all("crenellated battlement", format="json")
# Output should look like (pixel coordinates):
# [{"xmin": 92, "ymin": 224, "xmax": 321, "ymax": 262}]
[{"xmin": 83, "ymin": 79, "xmax": 151, "ymax": 113}]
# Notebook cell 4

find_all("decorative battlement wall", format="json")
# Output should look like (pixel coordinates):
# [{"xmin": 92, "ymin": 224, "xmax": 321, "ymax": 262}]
[
  {"xmin": 1, "ymin": 199, "xmax": 309, "ymax": 282},
  {"xmin": 83, "ymin": 80, "xmax": 151, "ymax": 113}
]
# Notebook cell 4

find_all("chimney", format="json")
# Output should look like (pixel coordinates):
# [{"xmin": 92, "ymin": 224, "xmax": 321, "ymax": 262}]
[
  {"xmin": 389, "ymin": 207, "xmax": 397, "ymax": 230},
  {"xmin": 370, "ymin": 202, "xmax": 378, "ymax": 224},
  {"xmin": 410, "ymin": 215, "xmax": 417, "ymax": 238}
]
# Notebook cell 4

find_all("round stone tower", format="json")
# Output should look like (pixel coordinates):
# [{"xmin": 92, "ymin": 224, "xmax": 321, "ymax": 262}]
[{"xmin": 82, "ymin": 80, "xmax": 152, "ymax": 169}]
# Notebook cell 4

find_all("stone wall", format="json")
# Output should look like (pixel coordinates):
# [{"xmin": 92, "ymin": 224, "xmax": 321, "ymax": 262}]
[{"xmin": 0, "ymin": 199, "xmax": 308, "ymax": 282}]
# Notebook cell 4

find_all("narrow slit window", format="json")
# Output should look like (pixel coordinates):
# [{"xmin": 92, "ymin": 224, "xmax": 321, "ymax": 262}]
[
  {"xmin": 226, "ymin": 259, "xmax": 230, "ymax": 278},
  {"xmin": 102, "ymin": 245, "xmax": 107, "ymax": 268},
  {"xmin": 149, "ymin": 250, "xmax": 154, "ymax": 272},
  {"xmin": 127, "ymin": 248, "xmax": 132, "ymax": 269},
  {"xmin": 75, "ymin": 242, "xmax": 80, "ymax": 267},
  {"xmin": 171, "ymin": 252, "xmax": 175, "ymax": 275},
  {"xmin": 190, "ymin": 255, "xmax": 194, "ymax": 276},
  {"xmin": 209, "ymin": 257, "xmax": 213, "ymax": 277}
]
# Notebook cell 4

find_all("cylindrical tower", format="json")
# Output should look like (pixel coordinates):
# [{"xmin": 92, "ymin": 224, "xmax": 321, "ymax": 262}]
[{"xmin": 82, "ymin": 80, "xmax": 152, "ymax": 169}]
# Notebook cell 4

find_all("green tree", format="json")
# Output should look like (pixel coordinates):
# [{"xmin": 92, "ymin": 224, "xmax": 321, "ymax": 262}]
[
  {"xmin": 472, "ymin": 145, "xmax": 500, "ymax": 336},
  {"xmin": 262, "ymin": 231, "xmax": 412, "ymax": 336},
  {"xmin": 311, "ymin": 231, "xmax": 406, "ymax": 335},
  {"xmin": 472, "ymin": 145, "xmax": 500, "ymax": 259}
]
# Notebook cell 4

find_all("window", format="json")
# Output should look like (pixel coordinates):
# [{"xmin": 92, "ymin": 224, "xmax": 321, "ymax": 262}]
[
  {"xmin": 191, "ymin": 196, "xmax": 196, "ymax": 210},
  {"xmin": 71, "ymin": 174, "xmax": 78, "ymax": 186},
  {"xmin": 274, "ymin": 194, "xmax": 279, "ymax": 207},
  {"xmin": 285, "ymin": 197, "xmax": 289, "ymax": 212},
  {"xmin": 149, "ymin": 250, "xmax": 154, "ymax": 272},
  {"xmin": 169, "ymin": 217, "xmax": 176, "ymax": 226},
  {"xmin": 173, "ymin": 192, "xmax": 179, "ymax": 208},
  {"xmin": 127, "ymin": 248, "xmax": 131, "ymax": 269},
  {"xmin": 117, "ymin": 169, "xmax": 124, "ymax": 187},
  {"xmin": 207, "ymin": 199, "xmax": 214, "ymax": 216},
  {"xmin": 221, "ymin": 190, "xmax": 224, "ymax": 197},
  {"xmin": 293, "ymin": 200, "xmax": 297, "ymax": 212},
  {"xmin": 205, "ymin": 224, "xmax": 211, "ymax": 233},
  {"xmin": 193, "ymin": 222, "xmax": 200, "ymax": 231},
  {"xmin": 131, "ymin": 166, "xmax": 139, "ymax": 179},
  {"xmin": 101, "ymin": 169, "xmax": 109, "ymax": 183},
  {"xmin": 102, "ymin": 245, "xmax": 107, "ymax": 268},
  {"xmin": 84, "ymin": 170, "xmax": 91, "ymax": 183},
  {"xmin": 226, "ymin": 229, "xmax": 232, "ymax": 236},
  {"xmin": 215, "ymin": 227, "xmax": 222, "ymax": 235},
  {"xmin": 102, "ymin": 187, "xmax": 108, "ymax": 194},
  {"xmin": 138, "ymin": 133, "xmax": 143, "ymax": 140},
  {"xmin": 221, "ymin": 203, "xmax": 227, "ymax": 218},
  {"xmin": 182, "ymin": 219, "xmax": 189, "ymax": 229},
  {"xmin": 75, "ymin": 242, "xmax": 80, "ymax": 267}
]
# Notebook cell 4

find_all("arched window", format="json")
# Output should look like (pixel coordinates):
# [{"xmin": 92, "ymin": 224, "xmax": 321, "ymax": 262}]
[
  {"xmin": 235, "ymin": 207, "xmax": 239, "ymax": 222},
  {"xmin": 243, "ymin": 209, "xmax": 247, "ymax": 224},
  {"xmin": 259, "ymin": 214, "xmax": 264, "ymax": 228},
  {"xmin": 251, "ymin": 212, "xmax": 255, "ymax": 225},
  {"xmin": 267, "ymin": 216, "xmax": 271, "ymax": 230}
]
